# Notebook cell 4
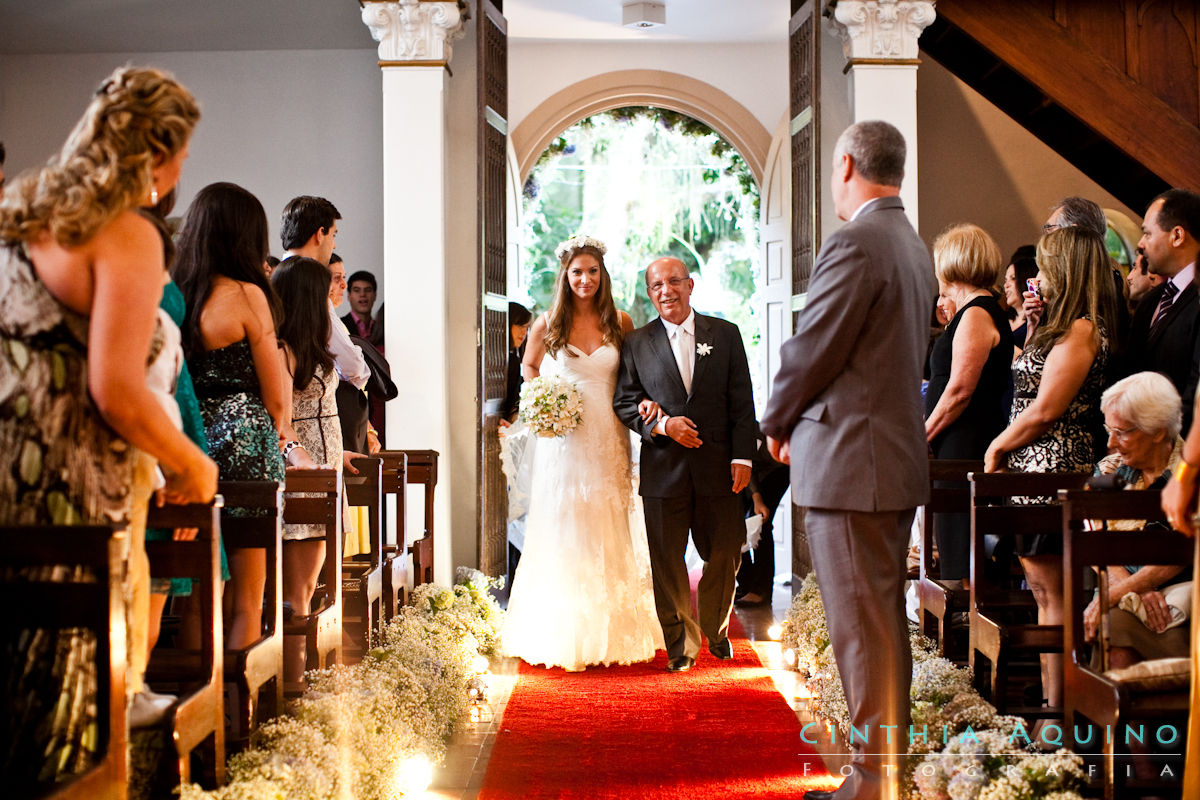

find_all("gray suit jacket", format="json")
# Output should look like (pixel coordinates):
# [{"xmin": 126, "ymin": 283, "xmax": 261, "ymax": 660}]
[{"xmin": 760, "ymin": 196, "xmax": 935, "ymax": 512}]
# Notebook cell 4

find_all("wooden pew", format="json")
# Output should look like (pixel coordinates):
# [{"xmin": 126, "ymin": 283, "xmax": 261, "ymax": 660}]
[
  {"xmin": 1061, "ymin": 488, "xmax": 1191, "ymax": 800},
  {"xmin": 144, "ymin": 500, "xmax": 225, "ymax": 787},
  {"xmin": 282, "ymin": 469, "xmax": 343, "ymax": 690},
  {"xmin": 968, "ymin": 471, "xmax": 1089, "ymax": 715},
  {"xmin": 216, "ymin": 481, "xmax": 284, "ymax": 743},
  {"xmin": 0, "ymin": 525, "xmax": 127, "ymax": 800},
  {"xmin": 343, "ymin": 456, "xmax": 384, "ymax": 660},
  {"xmin": 391, "ymin": 449, "xmax": 438, "ymax": 586},
  {"xmin": 918, "ymin": 458, "xmax": 983, "ymax": 661},
  {"xmin": 378, "ymin": 451, "xmax": 408, "ymax": 620}
]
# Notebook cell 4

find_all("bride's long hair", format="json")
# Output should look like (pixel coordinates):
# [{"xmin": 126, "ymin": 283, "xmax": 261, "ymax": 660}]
[{"xmin": 543, "ymin": 239, "xmax": 624, "ymax": 358}]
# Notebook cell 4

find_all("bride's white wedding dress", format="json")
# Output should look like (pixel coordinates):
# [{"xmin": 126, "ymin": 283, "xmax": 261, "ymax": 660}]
[{"xmin": 501, "ymin": 342, "xmax": 664, "ymax": 670}]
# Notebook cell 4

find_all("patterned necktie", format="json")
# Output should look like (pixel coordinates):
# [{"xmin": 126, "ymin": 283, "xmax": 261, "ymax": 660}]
[
  {"xmin": 673, "ymin": 327, "xmax": 693, "ymax": 394},
  {"xmin": 1150, "ymin": 281, "xmax": 1179, "ymax": 335}
]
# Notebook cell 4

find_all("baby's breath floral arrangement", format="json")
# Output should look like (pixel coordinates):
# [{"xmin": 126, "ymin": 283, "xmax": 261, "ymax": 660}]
[
  {"xmin": 180, "ymin": 570, "xmax": 504, "ymax": 800},
  {"xmin": 781, "ymin": 574, "xmax": 1084, "ymax": 800},
  {"xmin": 518, "ymin": 375, "xmax": 583, "ymax": 438}
]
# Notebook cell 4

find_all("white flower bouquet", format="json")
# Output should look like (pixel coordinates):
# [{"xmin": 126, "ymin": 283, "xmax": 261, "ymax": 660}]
[{"xmin": 518, "ymin": 375, "xmax": 583, "ymax": 438}]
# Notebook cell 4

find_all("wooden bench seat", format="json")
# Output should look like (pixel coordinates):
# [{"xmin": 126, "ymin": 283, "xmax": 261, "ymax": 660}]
[
  {"xmin": 216, "ymin": 480, "xmax": 284, "ymax": 743},
  {"xmin": 282, "ymin": 469, "xmax": 343, "ymax": 692},
  {"xmin": 343, "ymin": 456, "xmax": 383, "ymax": 660},
  {"xmin": 918, "ymin": 458, "xmax": 982, "ymax": 661},
  {"xmin": 0, "ymin": 524, "xmax": 127, "ymax": 800},
  {"xmin": 968, "ymin": 471, "xmax": 1089, "ymax": 715},
  {"xmin": 378, "ymin": 451, "xmax": 408, "ymax": 620},
  {"xmin": 1061, "ymin": 487, "xmax": 1191, "ymax": 800},
  {"xmin": 378, "ymin": 449, "xmax": 439, "ymax": 587},
  {"xmin": 144, "ymin": 500, "xmax": 225, "ymax": 787}
]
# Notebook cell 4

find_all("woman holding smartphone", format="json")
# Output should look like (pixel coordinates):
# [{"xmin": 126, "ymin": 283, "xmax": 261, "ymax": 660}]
[{"xmin": 983, "ymin": 226, "xmax": 1119, "ymax": 714}]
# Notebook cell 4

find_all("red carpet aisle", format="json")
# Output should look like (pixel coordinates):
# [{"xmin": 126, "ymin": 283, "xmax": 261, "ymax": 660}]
[{"xmin": 478, "ymin": 614, "xmax": 836, "ymax": 799}]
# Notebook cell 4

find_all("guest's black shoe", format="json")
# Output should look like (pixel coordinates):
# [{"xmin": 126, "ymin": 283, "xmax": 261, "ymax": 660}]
[
  {"xmin": 802, "ymin": 791, "xmax": 836, "ymax": 800},
  {"xmin": 708, "ymin": 638, "xmax": 733, "ymax": 660},
  {"xmin": 666, "ymin": 655, "xmax": 694, "ymax": 672}
]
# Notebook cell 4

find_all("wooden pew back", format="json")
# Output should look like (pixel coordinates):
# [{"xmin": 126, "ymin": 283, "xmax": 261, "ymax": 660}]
[{"xmin": 0, "ymin": 525, "xmax": 127, "ymax": 800}]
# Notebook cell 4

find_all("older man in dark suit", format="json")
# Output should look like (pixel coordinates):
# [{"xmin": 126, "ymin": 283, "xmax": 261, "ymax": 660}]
[
  {"xmin": 614, "ymin": 257, "xmax": 756, "ymax": 673},
  {"xmin": 761, "ymin": 120, "xmax": 935, "ymax": 800}
]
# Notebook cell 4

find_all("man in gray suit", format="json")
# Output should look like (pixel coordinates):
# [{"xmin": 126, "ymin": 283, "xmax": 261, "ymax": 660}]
[{"xmin": 760, "ymin": 121, "xmax": 934, "ymax": 800}]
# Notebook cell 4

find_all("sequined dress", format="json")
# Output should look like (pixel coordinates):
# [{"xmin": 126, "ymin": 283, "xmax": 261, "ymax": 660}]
[{"xmin": 189, "ymin": 339, "xmax": 285, "ymax": 492}]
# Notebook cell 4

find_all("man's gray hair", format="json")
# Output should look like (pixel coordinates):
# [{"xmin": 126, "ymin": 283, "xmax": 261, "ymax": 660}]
[
  {"xmin": 1100, "ymin": 371, "xmax": 1182, "ymax": 441},
  {"xmin": 1050, "ymin": 196, "xmax": 1107, "ymax": 239},
  {"xmin": 834, "ymin": 120, "xmax": 906, "ymax": 187}
]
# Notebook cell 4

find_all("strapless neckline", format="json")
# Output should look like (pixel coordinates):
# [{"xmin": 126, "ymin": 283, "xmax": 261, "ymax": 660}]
[{"xmin": 566, "ymin": 342, "xmax": 612, "ymax": 358}]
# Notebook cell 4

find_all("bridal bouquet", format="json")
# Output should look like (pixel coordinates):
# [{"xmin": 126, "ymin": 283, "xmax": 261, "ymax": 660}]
[{"xmin": 518, "ymin": 376, "xmax": 583, "ymax": 437}]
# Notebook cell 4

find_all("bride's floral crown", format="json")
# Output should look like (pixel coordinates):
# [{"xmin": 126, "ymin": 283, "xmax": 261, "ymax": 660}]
[{"xmin": 555, "ymin": 234, "xmax": 607, "ymax": 263}]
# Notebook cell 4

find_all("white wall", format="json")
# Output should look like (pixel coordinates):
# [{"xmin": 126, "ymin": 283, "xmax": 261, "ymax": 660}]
[
  {"xmin": 0, "ymin": 49, "xmax": 384, "ymax": 310},
  {"xmin": 916, "ymin": 54, "xmax": 1140, "ymax": 258},
  {"xmin": 508, "ymin": 40, "xmax": 788, "ymax": 139}
]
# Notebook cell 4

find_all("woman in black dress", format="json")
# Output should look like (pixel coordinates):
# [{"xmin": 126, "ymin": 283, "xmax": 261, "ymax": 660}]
[{"xmin": 924, "ymin": 223, "xmax": 1013, "ymax": 581}]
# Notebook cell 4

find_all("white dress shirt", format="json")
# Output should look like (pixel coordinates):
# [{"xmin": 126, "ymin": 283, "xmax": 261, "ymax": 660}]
[{"xmin": 328, "ymin": 302, "xmax": 370, "ymax": 390}]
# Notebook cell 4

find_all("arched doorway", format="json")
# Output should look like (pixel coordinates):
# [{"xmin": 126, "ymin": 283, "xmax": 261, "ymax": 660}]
[{"xmin": 517, "ymin": 106, "xmax": 761, "ymax": 394}]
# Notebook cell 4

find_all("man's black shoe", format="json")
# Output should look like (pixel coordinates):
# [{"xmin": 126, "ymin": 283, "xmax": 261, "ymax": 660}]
[
  {"xmin": 802, "ymin": 791, "xmax": 836, "ymax": 800},
  {"xmin": 708, "ymin": 638, "xmax": 733, "ymax": 660},
  {"xmin": 666, "ymin": 655, "xmax": 694, "ymax": 672}
]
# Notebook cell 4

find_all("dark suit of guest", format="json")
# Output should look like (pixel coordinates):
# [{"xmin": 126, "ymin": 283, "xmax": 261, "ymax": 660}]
[
  {"xmin": 614, "ymin": 313, "xmax": 756, "ymax": 661},
  {"xmin": 736, "ymin": 431, "xmax": 789, "ymax": 601},
  {"xmin": 502, "ymin": 345, "xmax": 524, "ymax": 421},
  {"xmin": 1121, "ymin": 275, "xmax": 1199, "ymax": 430},
  {"xmin": 341, "ymin": 311, "xmax": 389, "ymax": 442},
  {"xmin": 761, "ymin": 195, "xmax": 934, "ymax": 800}
]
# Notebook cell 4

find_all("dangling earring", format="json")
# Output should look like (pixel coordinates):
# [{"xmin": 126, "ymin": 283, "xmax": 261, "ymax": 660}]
[{"xmin": 150, "ymin": 184, "xmax": 159, "ymax": 205}]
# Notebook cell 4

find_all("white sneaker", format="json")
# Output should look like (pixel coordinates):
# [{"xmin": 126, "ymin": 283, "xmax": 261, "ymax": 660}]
[{"xmin": 129, "ymin": 687, "xmax": 176, "ymax": 728}]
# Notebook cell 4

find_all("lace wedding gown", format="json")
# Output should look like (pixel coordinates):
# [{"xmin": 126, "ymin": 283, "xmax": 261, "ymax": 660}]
[{"xmin": 501, "ymin": 343, "xmax": 663, "ymax": 670}]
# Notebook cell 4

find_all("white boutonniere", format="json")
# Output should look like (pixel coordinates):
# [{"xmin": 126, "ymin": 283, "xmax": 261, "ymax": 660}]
[{"xmin": 696, "ymin": 343, "xmax": 713, "ymax": 357}]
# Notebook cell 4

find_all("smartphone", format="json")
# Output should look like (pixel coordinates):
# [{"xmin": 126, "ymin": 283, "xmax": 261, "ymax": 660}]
[{"xmin": 1026, "ymin": 277, "xmax": 1041, "ymax": 300}]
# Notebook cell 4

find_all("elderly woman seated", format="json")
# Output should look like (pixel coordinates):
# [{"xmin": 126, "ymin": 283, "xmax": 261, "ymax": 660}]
[{"xmin": 1085, "ymin": 371, "xmax": 1192, "ymax": 669}]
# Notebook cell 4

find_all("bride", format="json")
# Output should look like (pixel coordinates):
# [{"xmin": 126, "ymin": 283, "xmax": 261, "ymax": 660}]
[{"xmin": 501, "ymin": 235, "xmax": 663, "ymax": 671}]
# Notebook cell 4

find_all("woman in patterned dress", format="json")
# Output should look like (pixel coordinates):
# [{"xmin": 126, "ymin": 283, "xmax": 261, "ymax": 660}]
[
  {"xmin": 0, "ymin": 66, "xmax": 216, "ymax": 785},
  {"xmin": 174, "ymin": 182, "xmax": 316, "ymax": 652},
  {"xmin": 984, "ymin": 226, "xmax": 1120, "ymax": 711},
  {"xmin": 270, "ymin": 256, "xmax": 353, "ymax": 682}
]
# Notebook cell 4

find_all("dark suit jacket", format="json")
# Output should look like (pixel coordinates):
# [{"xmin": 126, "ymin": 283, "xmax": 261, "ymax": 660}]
[
  {"xmin": 1119, "ymin": 280, "xmax": 1200, "ymax": 428},
  {"xmin": 760, "ymin": 196, "xmax": 935, "ymax": 513},
  {"xmin": 341, "ymin": 310, "xmax": 385, "ymax": 351},
  {"xmin": 334, "ymin": 334, "xmax": 397, "ymax": 452},
  {"xmin": 614, "ymin": 313, "xmax": 756, "ymax": 498}
]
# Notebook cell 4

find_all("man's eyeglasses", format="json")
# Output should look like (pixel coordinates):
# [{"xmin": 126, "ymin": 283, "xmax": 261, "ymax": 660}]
[{"xmin": 648, "ymin": 277, "xmax": 688, "ymax": 293}]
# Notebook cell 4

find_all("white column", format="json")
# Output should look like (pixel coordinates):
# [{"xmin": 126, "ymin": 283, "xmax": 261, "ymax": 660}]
[
  {"xmin": 362, "ymin": 0, "xmax": 465, "ymax": 586},
  {"xmin": 832, "ymin": 0, "xmax": 936, "ymax": 229}
]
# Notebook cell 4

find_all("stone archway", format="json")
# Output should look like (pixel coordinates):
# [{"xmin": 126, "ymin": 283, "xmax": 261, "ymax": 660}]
[{"xmin": 511, "ymin": 69, "xmax": 772, "ymax": 186}]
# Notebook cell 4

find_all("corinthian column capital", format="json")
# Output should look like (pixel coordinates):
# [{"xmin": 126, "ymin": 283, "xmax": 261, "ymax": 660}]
[
  {"xmin": 361, "ymin": 0, "xmax": 467, "ymax": 65},
  {"xmin": 832, "ymin": 0, "xmax": 936, "ymax": 62}
]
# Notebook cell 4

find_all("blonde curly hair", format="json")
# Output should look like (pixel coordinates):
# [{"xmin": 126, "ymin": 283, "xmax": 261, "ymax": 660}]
[{"xmin": 0, "ymin": 65, "xmax": 200, "ymax": 247}]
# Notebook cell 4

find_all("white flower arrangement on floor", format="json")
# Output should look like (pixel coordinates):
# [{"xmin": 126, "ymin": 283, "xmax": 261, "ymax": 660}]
[
  {"xmin": 518, "ymin": 376, "xmax": 583, "ymax": 438},
  {"xmin": 180, "ymin": 568, "xmax": 505, "ymax": 800},
  {"xmin": 780, "ymin": 574, "xmax": 1085, "ymax": 800}
]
